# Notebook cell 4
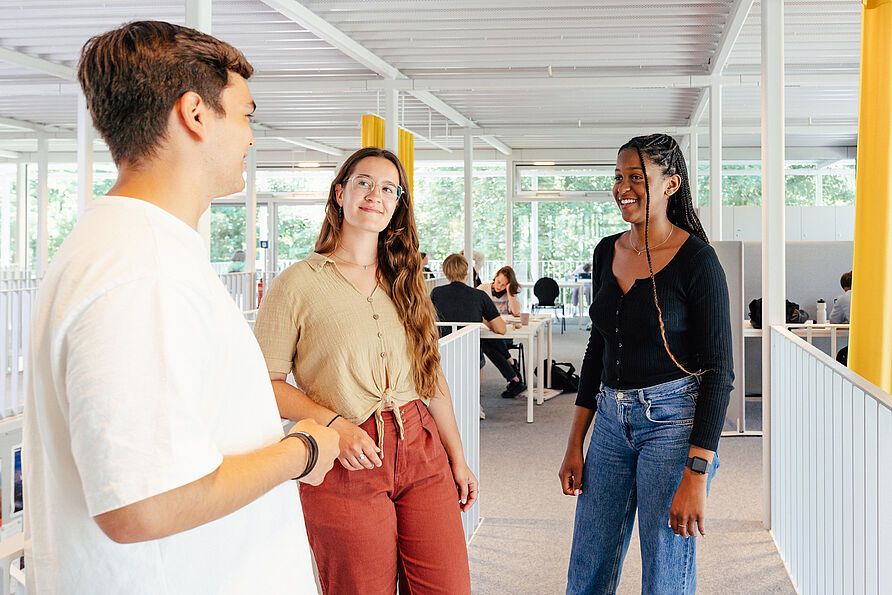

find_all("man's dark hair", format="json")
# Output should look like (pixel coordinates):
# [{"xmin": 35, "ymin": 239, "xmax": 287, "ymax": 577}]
[
  {"xmin": 840, "ymin": 271, "xmax": 852, "ymax": 290},
  {"xmin": 77, "ymin": 20, "xmax": 253, "ymax": 166}
]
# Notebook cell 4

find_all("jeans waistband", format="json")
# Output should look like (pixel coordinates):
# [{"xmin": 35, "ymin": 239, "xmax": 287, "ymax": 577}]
[{"xmin": 601, "ymin": 375, "xmax": 699, "ymax": 403}]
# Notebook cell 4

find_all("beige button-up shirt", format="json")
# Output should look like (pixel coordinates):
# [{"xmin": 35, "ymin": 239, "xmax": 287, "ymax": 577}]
[{"xmin": 253, "ymin": 252, "xmax": 428, "ymax": 452}]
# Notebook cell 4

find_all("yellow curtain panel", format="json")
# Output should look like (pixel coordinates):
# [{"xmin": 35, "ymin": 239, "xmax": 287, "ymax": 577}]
[
  {"xmin": 399, "ymin": 128, "xmax": 414, "ymax": 200},
  {"xmin": 849, "ymin": 0, "xmax": 892, "ymax": 392},
  {"xmin": 361, "ymin": 114, "xmax": 384, "ymax": 149}
]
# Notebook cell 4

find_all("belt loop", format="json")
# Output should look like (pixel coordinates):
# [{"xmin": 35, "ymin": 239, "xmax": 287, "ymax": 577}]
[{"xmin": 637, "ymin": 389, "xmax": 648, "ymax": 405}]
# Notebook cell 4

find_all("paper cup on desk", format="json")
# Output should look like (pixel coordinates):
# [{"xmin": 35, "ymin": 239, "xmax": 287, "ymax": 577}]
[{"xmin": 520, "ymin": 313, "xmax": 530, "ymax": 325}]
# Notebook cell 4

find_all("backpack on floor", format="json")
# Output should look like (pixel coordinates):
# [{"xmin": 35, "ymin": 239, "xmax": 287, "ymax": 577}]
[{"xmin": 550, "ymin": 362, "xmax": 579, "ymax": 393}]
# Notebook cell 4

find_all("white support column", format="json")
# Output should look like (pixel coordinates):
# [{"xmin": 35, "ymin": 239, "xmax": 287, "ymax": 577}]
[
  {"xmin": 185, "ymin": 0, "xmax": 212, "ymax": 32},
  {"xmin": 245, "ymin": 147, "xmax": 258, "ymax": 308},
  {"xmin": 505, "ymin": 156, "xmax": 514, "ymax": 266},
  {"xmin": 816, "ymin": 173, "xmax": 823, "ymax": 206},
  {"xmin": 1, "ymin": 170, "xmax": 9, "ymax": 266},
  {"xmin": 36, "ymin": 135, "xmax": 49, "ymax": 276},
  {"xmin": 530, "ymin": 201, "xmax": 539, "ymax": 280},
  {"xmin": 689, "ymin": 133, "xmax": 700, "ymax": 208},
  {"xmin": 761, "ymin": 0, "xmax": 785, "ymax": 531},
  {"xmin": 15, "ymin": 164, "xmax": 26, "ymax": 268},
  {"xmin": 267, "ymin": 201, "xmax": 277, "ymax": 274},
  {"xmin": 384, "ymin": 86, "xmax": 399, "ymax": 153},
  {"xmin": 186, "ymin": 0, "xmax": 212, "ymax": 253},
  {"xmin": 76, "ymin": 90, "xmax": 93, "ymax": 218},
  {"xmin": 709, "ymin": 81, "xmax": 723, "ymax": 240},
  {"xmin": 463, "ymin": 131, "xmax": 474, "ymax": 285}
]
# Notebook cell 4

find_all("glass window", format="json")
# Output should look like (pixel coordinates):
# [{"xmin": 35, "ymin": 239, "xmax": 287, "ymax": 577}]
[
  {"xmin": 255, "ymin": 168, "xmax": 334, "ymax": 193},
  {"xmin": 517, "ymin": 165, "xmax": 614, "ymax": 194},
  {"xmin": 823, "ymin": 174, "xmax": 856, "ymax": 206}
]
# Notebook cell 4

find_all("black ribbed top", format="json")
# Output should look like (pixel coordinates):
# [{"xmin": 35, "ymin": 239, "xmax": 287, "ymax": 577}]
[{"xmin": 576, "ymin": 232, "xmax": 734, "ymax": 451}]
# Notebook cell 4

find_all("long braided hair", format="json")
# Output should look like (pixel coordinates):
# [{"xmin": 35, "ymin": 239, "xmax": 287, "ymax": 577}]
[{"xmin": 618, "ymin": 133, "xmax": 708, "ymax": 376}]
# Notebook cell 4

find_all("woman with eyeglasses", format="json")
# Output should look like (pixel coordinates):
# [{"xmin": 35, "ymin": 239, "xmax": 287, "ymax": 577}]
[
  {"xmin": 559, "ymin": 134, "xmax": 733, "ymax": 594},
  {"xmin": 253, "ymin": 147, "xmax": 474, "ymax": 594}
]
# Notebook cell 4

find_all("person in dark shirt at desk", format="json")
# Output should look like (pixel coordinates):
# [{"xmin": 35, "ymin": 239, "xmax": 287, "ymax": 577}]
[
  {"xmin": 559, "ymin": 134, "xmax": 733, "ymax": 595},
  {"xmin": 432, "ymin": 254, "xmax": 526, "ymax": 417}
]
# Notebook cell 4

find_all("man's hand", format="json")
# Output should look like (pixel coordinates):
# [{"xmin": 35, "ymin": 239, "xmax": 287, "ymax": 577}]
[
  {"xmin": 290, "ymin": 418, "xmax": 339, "ymax": 485},
  {"xmin": 330, "ymin": 416, "xmax": 382, "ymax": 470}
]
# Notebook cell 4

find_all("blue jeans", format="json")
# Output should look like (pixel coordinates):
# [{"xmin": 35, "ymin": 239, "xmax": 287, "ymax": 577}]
[{"xmin": 566, "ymin": 376, "xmax": 719, "ymax": 595}]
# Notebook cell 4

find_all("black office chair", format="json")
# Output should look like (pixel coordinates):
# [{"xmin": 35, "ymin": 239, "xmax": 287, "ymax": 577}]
[{"xmin": 532, "ymin": 276, "xmax": 565, "ymax": 333}]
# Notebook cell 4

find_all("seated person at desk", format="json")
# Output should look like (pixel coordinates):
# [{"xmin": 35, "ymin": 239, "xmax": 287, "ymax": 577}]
[
  {"xmin": 477, "ymin": 266, "xmax": 522, "ymax": 317},
  {"xmin": 477, "ymin": 266, "xmax": 528, "ymax": 397},
  {"xmin": 829, "ymin": 270, "xmax": 852, "ymax": 324},
  {"xmin": 431, "ymin": 255, "xmax": 527, "ymax": 400},
  {"xmin": 569, "ymin": 262, "xmax": 593, "ymax": 310}
]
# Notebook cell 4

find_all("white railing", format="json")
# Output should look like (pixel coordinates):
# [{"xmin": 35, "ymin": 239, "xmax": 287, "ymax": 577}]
[
  {"xmin": 770, "ymin": 326, "xmax": 892, "ymax": 594},
  {"xmin": 218, "ymin": 272, "xmax": 254, "ymax": 312},
  {"xmin": 1, "ymin": 289, "xmax": 37, "ymax": 419},
  {"xmin": 438, "ymin": 323, "xmax": 481, "ymax": 543}
]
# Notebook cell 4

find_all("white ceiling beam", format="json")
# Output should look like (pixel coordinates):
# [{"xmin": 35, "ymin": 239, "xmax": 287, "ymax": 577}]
[
  {"xmin": 0, "ymin": 45, "xmax": 76, "ymax": 81},
  {"xmin": 250, "ymin": 128, "xmax": 344, "ymax": 156},
  {"xmin": 0, "ymin": 149, "xmax": 21, "ymax": 159},
  {"xmin": 0, "ymin": 73, "xmax": 861, "ymax": 99},
  {"xmin": 0, "ymin": 115, "xmax": 57, "ymax": 133},
  {"xmin": 691, "ymin": 88, "xmax": 710, "ymax": 126},
  {"xmin": 259, "ymin": 0, "xmax": 402, "ymax": 79},
  {"xmin": 709, "ymin": 0, "xmax": 755, "ymax": 75},
  {"xmin": 258, "ymin": 0, "xmax": 511, "ymax": 154}
]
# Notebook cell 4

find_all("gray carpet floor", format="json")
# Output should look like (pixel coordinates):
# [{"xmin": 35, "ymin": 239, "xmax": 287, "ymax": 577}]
[{"xmin": 469, "ymin": 324, "xmax": 795, "ymax": 594}]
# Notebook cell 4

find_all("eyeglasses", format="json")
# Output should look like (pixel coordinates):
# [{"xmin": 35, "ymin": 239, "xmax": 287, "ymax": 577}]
[{"xmin": 348, "ymin": 174, "xmax": 403, "ymax": 201}]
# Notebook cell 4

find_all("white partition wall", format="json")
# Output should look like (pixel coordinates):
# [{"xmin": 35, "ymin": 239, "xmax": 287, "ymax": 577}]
[
  {"xmin": 770, "ymin": 327, "xmax": 892, "ymax": 593},
  {"xmin": 437, "ymin": 324, "xmax": 481, "ymax": 542}
]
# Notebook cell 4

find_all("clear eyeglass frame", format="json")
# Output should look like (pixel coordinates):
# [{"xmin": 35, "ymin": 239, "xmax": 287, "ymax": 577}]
[{"xmin": 349, "ymin": 174, "xmax": 403, "ymax": 201}]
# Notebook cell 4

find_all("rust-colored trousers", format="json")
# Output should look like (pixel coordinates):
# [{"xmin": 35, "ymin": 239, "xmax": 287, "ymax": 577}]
[{"xmin": 299, "ymin": 400, "xmax": 472, "ymax": 594}]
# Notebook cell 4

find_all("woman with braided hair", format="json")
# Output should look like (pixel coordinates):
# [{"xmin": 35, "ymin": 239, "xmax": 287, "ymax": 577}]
[{"xmin": 559, "ymin": 133, "xmax": 734, "ymax": 594}]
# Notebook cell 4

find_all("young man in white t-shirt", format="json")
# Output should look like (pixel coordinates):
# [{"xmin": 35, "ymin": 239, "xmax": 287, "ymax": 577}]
[{"xmin": 23, "ymin": 21, "xmax": 339, "ymax": 594}]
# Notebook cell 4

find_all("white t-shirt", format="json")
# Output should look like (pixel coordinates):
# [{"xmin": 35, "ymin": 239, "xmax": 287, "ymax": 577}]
[{"xmin": 24, "ymin": 196, "xmax": 316, "ymax": 594}]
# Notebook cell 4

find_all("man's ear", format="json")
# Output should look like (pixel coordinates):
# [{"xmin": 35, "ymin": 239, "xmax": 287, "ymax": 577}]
[{"xmin": 174, "ymin": 91, "xmax": 208, "ymax": 140}]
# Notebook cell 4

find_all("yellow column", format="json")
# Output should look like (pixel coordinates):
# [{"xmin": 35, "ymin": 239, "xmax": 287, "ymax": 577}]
[
  {"xmin": 849, "ymin": 0, "xmax": 892, "ymax": 392},
  {"xmin": 399, "ymin": 128, "xmax": 414, "ymax": 199},
  {"xmin": 361, "ymin": 114, "xmax": 384, "ymax": 149}
]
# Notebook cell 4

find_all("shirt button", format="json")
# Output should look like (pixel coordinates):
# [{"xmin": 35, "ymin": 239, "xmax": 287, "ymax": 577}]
[
  {"xmin": 616, "ymin": 360, "xmax": 620, "ymax": 365},
  {"xmin": 615, "ymin": 327, "xmax": 619, "ymax": 333},
  {"xmin": 373, "ymin": 314, "xmax": 379, "ymax": 320},
  {"xmin": 618, "ymin": 342, "xmax": 623, "ymax": 347},
  {"xmin": 378, "ymin": 332, "xmax": 383, "ymax": 338},
  {"xmin": 381, "ymin": 352, "xmax": 386, "ymax": 358},
  {"xmin": 367, "ymin": 297, "xmax": 373, "ymax": 303},
  {"xmin": 615, "ymin": 310, "xmax": 620, "ymax": 315}
]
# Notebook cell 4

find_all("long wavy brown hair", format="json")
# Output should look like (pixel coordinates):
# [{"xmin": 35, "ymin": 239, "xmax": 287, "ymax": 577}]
[{"xmin": 315, "ymin": 147, "xmax": 441, "ymax": 399}]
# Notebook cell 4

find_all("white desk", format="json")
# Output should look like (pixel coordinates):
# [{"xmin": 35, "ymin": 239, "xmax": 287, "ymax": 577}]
[
  {"xmin": 479, "ymin": 314, "xmax": 554, "ymax": 423},
  {"xmin": 519, "ymin": 280, "xmax": 592, "ymax": 328},
  {"xmin": 744, "ymin": 321, "xmax": 850, "ymax": 356}
]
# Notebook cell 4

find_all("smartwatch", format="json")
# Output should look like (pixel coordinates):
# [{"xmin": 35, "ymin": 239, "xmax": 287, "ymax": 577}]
[{"xmin": 685, "ymin": 456, "xmax": 709, "ymax": 475}]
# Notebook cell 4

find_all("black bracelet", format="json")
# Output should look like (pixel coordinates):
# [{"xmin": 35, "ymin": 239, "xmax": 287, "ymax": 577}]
[
  {"xmin": 326, "ymin": 413, "xmax": 342, "ymax": 427},
  {"xmin": 281, "ymin": 431, "xmax": 318, "ymax": 480}
]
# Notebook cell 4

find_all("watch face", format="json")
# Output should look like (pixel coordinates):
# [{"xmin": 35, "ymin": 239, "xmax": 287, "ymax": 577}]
[{"xmin": 690, "ymin": 457, "xmax": 709, "ymax": 474}]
